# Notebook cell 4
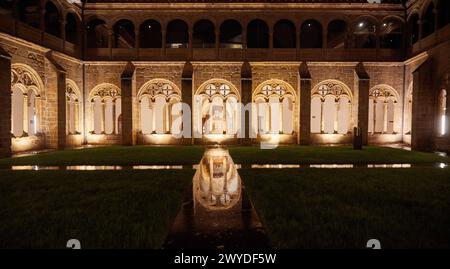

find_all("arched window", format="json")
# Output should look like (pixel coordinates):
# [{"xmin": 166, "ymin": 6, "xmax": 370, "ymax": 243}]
[
  {"xmin": 380, "ymin": 18, "xmax": 403, "ymax": 49},
  {"xmin": 195, "ymin": 80, "xmax": 240, "ymax": 136},
  {"xmin": 220, "ymin": 19, "xmax": 242, "ymax": 48},
  {"xmin": 86, "ymin": 19, "xmax": 108, "ymax": 48},
  {"xmin": 11, "ymin": 64, "xmax": 43, "ymax": 138},
  {"xmin": 166, "ymin": 19, "xmax": 189, "ymax": 48},
  {"xmin": 253, "ymin": 80, "xmax": 296, "ymax": 135},
  {"xmin": 301, "ymin": 19, "xmax": 322, "ymax": 48},
  {"xmin": 193, "ymin": 20, "xmax": 215, "ymax": 48},
  {"xmin": 113, "ymin": 19, "xmax": 135, "ymax": 48},
  {"xmin": 140, "ymin": 19, "xmax": 162, "ymax": 48},
  {"xmin": 273, "ymin": 20, "xmax": 296, "ymax": 48},
  {"xmin": 327, "ymin": 19, "xmax": 348, "ymax": 48},
  {"xmin": 368, "ymin": 85, "xmax": 400, "ymax": 135},
  {"xmin": 65, "ymin": 13, "xmax": 78, "ymax": 44},
  {"xmin": 422, "ymin": 3, "xmax": 436, "ymax": 38},
  {"xmin": 311, "ymin": 80, "xmax": 352, "ymax": 134},
  {"xmin": 18, "ymin": 0, "xmax": 40, "ymax": 29},
  {"xmin": 247, "ymin": 19, "xmax": 269, "ymax": 48},
  {"xmin": 137, "ymin": 80, "xmax": 181, "ymax": 135},
  {"xmin": 437, "ymin": 0, "xmax": 450, "ymax": 29},
  {"xmin": 438, "ymin": 89, "xmax": 447, "ymax": 136},
  {"xmin": 89, "ymin": 84, "xmax": 121, "ymax": 135},
  {"xmin": 408, "ymin": 14, "xmax": 420, "ymax": 45},
  {"xmin": 353, "ymin": 18, "xmax": 377, "ymax": 48},
  {"xmin": 44, "ymin": 1, "xmax": 60, "ymax": 37},
  {"xmin": 66, "ymin": 80, "xmax": 81, "ymax": 135}
]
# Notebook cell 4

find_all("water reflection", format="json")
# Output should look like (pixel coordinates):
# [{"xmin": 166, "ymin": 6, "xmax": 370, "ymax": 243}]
[
  {"xmin": 194, "ymin": 147, "xmax": 241, "ymax": 210},
  {"xmin": 164, "ymin": 146, "xmax": 269, "ymax": 249}
]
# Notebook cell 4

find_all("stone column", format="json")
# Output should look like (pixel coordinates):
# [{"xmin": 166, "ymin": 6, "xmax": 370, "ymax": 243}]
[
  {"xmin": 0, "ymin": 47, "xmax": 12, "ymax": 157},
  {"xmin": 74, "ymin": 100, "xmax": 79, "ymax": 134},
  {"xmin": 355, "ymin": 62, "xmax": 370, "ymax": 145},
  {"xmin": 121, "ymin": 62, "xmax": 136, "ymax": 145},
  {"xmin": 112, "ymin": 99, "xmax": 117, "ymax": 134},
  {"xmin": 100, "ymin": 100, "xmax": 105, "ymax": 134},
  {"xmin": 23, "ymin": 94, "xmax": 29, "ymax": 135},
  {"xmin": 299, "ymin": 62, "xmax": 311, "ymax": 145},
  {"xmin": 162, "ymin": 30, "xmax": 167, "ymax": 58},
  {"xmin": 411, "ymin": 58, "xmax": 434, "ymax": 151},
  {"xmin": 383, "ymin": 101, "xmax": 388, "ymax": 133},
  {"xmin": 215, "ymin": 28, "xmax": 220, "ymax": 60}
]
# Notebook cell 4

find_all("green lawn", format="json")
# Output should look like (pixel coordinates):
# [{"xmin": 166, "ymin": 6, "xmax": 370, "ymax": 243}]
[
  {"xmin": 0, "ymin": 145, "xmax": 447, "ymax": 167},
  {"xmin": 0, "ymin": 170, "xmax": 194, "ymax": 248},
  {"xmin": 229, "ymin": 146, "xmax": 449, "ymax": 164},
  {"xmin": 0, "ymin": 146, "xmax": 205, "ymax": 166},
  {"xmin": 241, "ymin": 168, "xmax": 450, "ymax": 248}
]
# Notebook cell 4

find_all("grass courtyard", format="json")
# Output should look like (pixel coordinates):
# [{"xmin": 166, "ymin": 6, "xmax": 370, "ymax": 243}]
[
  {"xmin": 241, "ymin": 168, "xmax": 450, "ymax": 248},
  {"xmin": 0, "ymin": 145, "xmax": 447, "ymax": 166},
  {"xmin": 0, "ymin": 170, "xmax": 194, "ymax": 248},
  {"xmin": 0, "ymin": 145, "xmax": 449, "ymax": 248}
]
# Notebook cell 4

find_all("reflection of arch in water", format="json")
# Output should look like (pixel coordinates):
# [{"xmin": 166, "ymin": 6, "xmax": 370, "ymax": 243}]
[{"xmin": 194, "ymin": 147, "xmax": 241, "ymax": 211}]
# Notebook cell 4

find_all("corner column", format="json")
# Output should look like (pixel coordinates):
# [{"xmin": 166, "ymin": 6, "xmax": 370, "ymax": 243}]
[
  {"xmin": 411, "ymin": 58, "xmax": 434, "ymax": 151},
  {"xmin": 0, "ymin": 47, "xmax": 12, "ymax": 157}
]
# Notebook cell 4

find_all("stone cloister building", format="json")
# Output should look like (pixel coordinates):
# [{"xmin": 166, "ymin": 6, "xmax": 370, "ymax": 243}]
[{"xmin": 0, "ymin": 0, "xmax": 449, "ymax": 157}]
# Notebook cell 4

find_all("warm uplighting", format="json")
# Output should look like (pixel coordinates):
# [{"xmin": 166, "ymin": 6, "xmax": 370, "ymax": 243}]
[{"xmin": 441, "ymin": 115, "xmax": 446, "ymax": 136}]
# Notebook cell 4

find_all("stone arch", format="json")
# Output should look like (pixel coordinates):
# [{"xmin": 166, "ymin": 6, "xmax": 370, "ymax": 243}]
[
  {"xmin": 66, "ymin": 79, "xmax": 81, "ymax": 135},
  {"xmin": 11, "ymin": 63, "xmax": 44, "ymax": 137},
  {"xmin": 137, "ymin": 79, "xmax": 181, "ymax": 135},
  {"xmin": 195, "ymin": 79, "xmax": 240, "ymax": 136},
  {"xmin": 311, "ymin": 79, "xmax": 353, "ymax": 135},
  {"xmin": 196, "ymin": 79, "xmax": 240, "ymax": 101},
  {"xmin": 253, "ymin": 79, "xmax": 296, "ymax": 135},
  {"xmin": 88, "ymin": 83, "xmax": 121, "ymax": 135},
  {"xmin": 368, "ymin": 84, "xmax": 401, "ymax": 135}
]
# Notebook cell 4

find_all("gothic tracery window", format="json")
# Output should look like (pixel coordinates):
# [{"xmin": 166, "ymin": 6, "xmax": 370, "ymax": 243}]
[
  {"xmin": 253, "ymin": 80, "xmax": 295, "ymax": 135},
  {"xmin": 195, "ymin": 80, "xmax": 240, "ymax": 136},
  {"xmin": 368, "ymin": 85, "xmax": 399, "ymax": 135},
  {"xmin": 311, "ymin": 80, "xmax": 352, "ymax": 134},
  {"xmin": 11, "ymin": 64, "xmax": 43, "ymax": 138},
  {"xmin": 138, "ymin": 80, "xmax": 181, "ymax": 135},
  {"xmin": 66, "ymin": 80, "xmax": 81, "ymax": 135},
  {"xmin": 89, "ymin": 83, "xmax": 121, "ymax": 135}
]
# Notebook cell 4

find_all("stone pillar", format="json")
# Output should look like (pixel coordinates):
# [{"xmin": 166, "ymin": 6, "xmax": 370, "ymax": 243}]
[
  {"xmin": 100, "ymin": 100, "xmax": 105, "ymax": 133},
  {"xmin": 182, "ymin": 61, "xmax": 193, "ymax": 144},
  {"xmin": 46, "ymin": 52, "xmax": 67, "ymax": 150},
  {"xmin": 162, "ymin": 30, "xmax": 167, "ymax": 58},
  {"xmin": 121, "ymin": 62, "xmax": 136, "ymax": 145},
  {"xmin": 411, "ymin": 58, "xmax": 434, "ymax": 151},
  {"xmin": 299, "ymin": 62, "xmax": 311, "ymax": 145},
  {"xmin": 112, "ymin": 99, "xmax": 117, "ymax": 134},
  {"xmin": 354, "ymin": 62, "xmax": 370, "ymax": 145},
  {"xmin": 215, "ymin": 28, "xmax": 220, "ymax": 60},
  {"xmin": 0, "ymin": 47, "xmax": 12, "ymax": 157},
  {"xmin": 241, "ymin": 61, "xmax": 252, "ymax": 145},
  {"xmin": 23, "ymin": 94, "xmax": 29, "ymax": 135}
]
